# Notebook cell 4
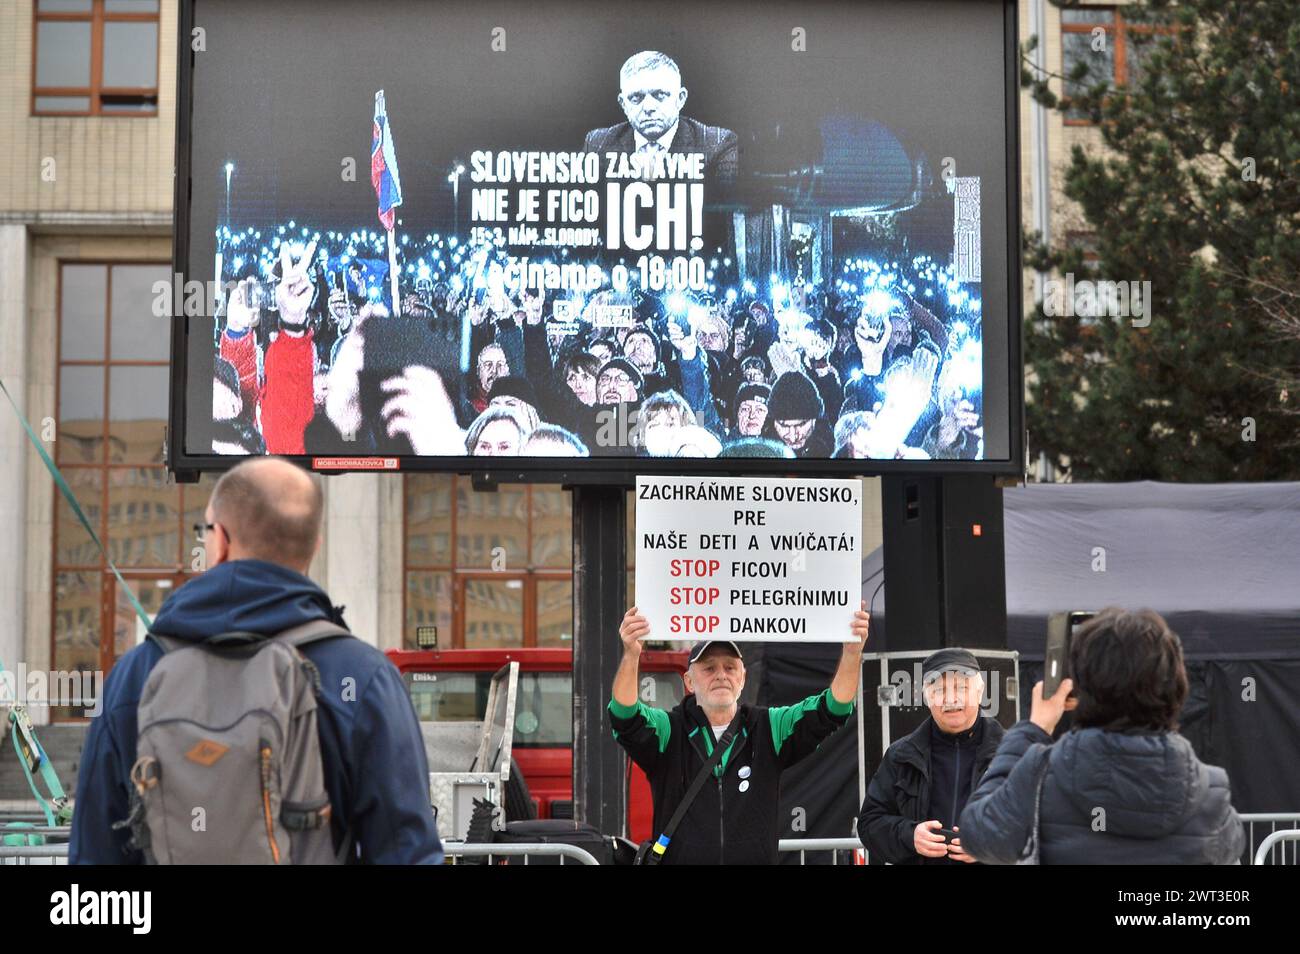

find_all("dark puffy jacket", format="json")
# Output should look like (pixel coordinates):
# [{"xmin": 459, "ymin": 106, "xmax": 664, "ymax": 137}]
[
  {"xmin": 609, "ymin": 690, "xmax": 853, "ymax": 864},
  {"xmin": 857, "ymin": 715, "xmax": 1004, "ymax": 864},
  {"xmin": 959, "ymin": 721, "xmax": 1244, "ymax": 865},
  {"xmin": 760, "ymin": 418, "xmax": 835, "ymax": 459},
  {"xmin": 70, "ymin": 559, "xmax": 443, "ymax": 865}
]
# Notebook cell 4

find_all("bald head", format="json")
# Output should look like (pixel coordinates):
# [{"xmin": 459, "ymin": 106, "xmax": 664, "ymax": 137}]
[{"xmin": 207, "ymin": 457, "xmax": 323, "ymax": 571}]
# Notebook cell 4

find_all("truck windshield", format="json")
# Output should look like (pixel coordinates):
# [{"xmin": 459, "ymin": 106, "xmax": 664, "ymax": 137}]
[{"xmin": 403, "ymin": 670, "xmax": 685, "ymax": 747}]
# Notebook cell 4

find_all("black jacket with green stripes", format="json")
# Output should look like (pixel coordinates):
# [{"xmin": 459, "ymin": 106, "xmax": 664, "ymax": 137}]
[{"xmin": 608, "ymin": 689, "xmax": 854, "ymax": 865}]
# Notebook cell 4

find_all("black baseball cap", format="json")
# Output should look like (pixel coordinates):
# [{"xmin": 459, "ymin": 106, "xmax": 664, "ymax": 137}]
[
  {"xmin": 921, "ymin": 648, "xmax": 981, "ymax": 682},
  {"xmin": 688, "ymin": 640, "xmax": 744, "ymax": 665}
]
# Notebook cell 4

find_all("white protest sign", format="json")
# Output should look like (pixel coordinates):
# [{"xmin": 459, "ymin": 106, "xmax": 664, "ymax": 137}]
[
  {"xmin": 592, "ymin": 304, "xmax": 635, "ymax": 328},
  {"xmin": 635, "ymin": 475, "xmax": 862, "ymax": 642}
]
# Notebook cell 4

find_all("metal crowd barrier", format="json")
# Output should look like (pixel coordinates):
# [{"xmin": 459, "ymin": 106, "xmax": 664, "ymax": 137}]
[
  {"xmin": 779, "ymin": 822, "xmax": 1300, "ymax": 866},
  {"xmin": 1253, "ymin": 831, "xmax": 1300, "ymax": 866},
  {"xmin": 0, "ymin": 823, "xmax": 71, "ymax": 865},
  {"xmin": 448, "ymin": 839, "xmax": 867, "ymax": 865},
  {"xmin": 1242, "ymin": 814, "xmax": 1300, "ymax": 865},
  {"xmin": 0, "ymin": 844, "xmax": 70, "ymax": 864},
  {"xmin": 777, "ymin": 837, "xmax": 865, "ymax": 865},
  {"xmin": 6, "ymin": 823, "xmax": 1296, "ymax": 866},
  {"xmin": 0, "ymin": 839, "xmax": 602, "ymax": 866},
  {"xmin": 443, "ymin": 842, "xmax": 600, "ymax": 865}
]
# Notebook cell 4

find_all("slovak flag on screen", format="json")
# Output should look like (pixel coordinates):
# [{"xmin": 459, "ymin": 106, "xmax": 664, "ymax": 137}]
[{"xmin": 371, "ymin": 90, "xmax": 403, "ymax": 231}]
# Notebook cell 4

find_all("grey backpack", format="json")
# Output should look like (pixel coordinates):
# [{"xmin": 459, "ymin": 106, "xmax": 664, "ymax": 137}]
[{"xmin": 115, "ymin": 620, "xmax": 353, "ymax": 864}]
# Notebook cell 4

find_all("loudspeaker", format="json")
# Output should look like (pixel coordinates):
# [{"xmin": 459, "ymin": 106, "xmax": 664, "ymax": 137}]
[
  {"xmin": 881, "ymin": 476, "xmax": 1007, "ymax": 652},
  {"xmin": 939, "ymin": 476, "xmax": 1007, "ymax": 649}
]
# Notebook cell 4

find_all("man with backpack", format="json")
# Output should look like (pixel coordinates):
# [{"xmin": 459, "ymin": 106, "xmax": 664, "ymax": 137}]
[
  {"xmin": 611, "ymin": 603, "xmax": 868, "ymax": 864},
  {"xmin": 70, "ymin": 457, "xmax": 443, "ymax": 864}
]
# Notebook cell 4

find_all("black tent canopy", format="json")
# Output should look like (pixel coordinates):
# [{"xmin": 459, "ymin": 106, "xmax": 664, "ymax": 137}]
[{"xmin": 1002, "ymin": 481, "xmax": 1300, "ymax": 660}]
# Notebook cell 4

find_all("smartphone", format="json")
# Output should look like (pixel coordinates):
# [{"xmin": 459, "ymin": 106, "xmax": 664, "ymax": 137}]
[
  {"xmin": 1043, "ymin": 611, "xmax": 1095, "ymax": 697},
  {"xmin": 246, "ymin": 278, "xmax": 270, "ymax": 313},
  {"xmin": 357, "ymin": 315, "xmax": 459, "ymax": 454},
  {"xmin": 666, "ymin": 310, "xmax": 691, "ymax": 339},
  {"xmin": 936, "ymin": 828, "xmax": 959, "ymax": 843}
]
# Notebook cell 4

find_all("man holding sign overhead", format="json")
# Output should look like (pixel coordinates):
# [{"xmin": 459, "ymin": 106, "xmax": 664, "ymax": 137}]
[{"xmin": 609, "ymin": 602, "xmax": 868, "ymax": 865}]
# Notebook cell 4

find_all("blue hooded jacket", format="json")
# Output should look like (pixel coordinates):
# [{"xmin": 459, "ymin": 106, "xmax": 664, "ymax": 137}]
[{"xmin": 69, "ymin": 559, "xmax": 444, "ymax": 864}]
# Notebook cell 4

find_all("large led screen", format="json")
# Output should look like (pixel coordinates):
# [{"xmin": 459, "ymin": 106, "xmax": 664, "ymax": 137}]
[{"xmin": 171, "ymin": 0, "xmax": 1023, "ymax": 475}]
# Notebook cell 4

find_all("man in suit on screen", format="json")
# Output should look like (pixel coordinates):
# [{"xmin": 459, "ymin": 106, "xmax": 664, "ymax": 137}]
[{"xmin": 584, "ymin": 51, "xmax": 738, "ymax": 188}]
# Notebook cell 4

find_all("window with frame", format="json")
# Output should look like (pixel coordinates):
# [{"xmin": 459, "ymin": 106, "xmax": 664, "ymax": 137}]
[
  {"xmin": 32, "ymin": 0, "xmax": 160, "ymax": 116},
  {"xmin": 403, "ymin": 669, "xmax": 684, "ymax": 748},
  {"xmin": 53, "ymin": 262, "xmax": 212, "ymax": 720},
  {"xmin": 403, "ymin": 475, "xmax": 637, "ymax": 650},
  {"xmin": 1061, "ymin": 6, "xmax": 1174, "ymax": 124}
]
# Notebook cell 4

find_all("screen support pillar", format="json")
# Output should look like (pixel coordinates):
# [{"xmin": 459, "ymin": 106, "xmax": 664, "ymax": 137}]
[{"xmin": 571, "ymin": 483, "xmax": 628, "ymax": 837}]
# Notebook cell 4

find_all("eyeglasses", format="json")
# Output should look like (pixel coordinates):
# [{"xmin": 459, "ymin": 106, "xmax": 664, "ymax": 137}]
[
  {"xmin": 192, "ymin": 522, "xmax": 232, "ymax": 546},
  {"xmin": 599, "ymin": 371, "xmax": 633, "ymax": 389}
]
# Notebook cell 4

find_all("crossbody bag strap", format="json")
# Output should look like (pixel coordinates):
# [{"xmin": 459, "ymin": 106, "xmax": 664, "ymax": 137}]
[{"xmin": 646, "ymin": 711, "xmax": 744, "ymax": 864}]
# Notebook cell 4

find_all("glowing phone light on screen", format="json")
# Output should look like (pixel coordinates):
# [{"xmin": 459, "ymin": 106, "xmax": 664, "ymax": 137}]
[{"xmin": 861, "ymin": 288, "xmax": 899, "ymax": 319}]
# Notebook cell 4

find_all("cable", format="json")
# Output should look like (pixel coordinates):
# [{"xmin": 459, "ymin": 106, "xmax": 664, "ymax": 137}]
[
  {"xmin": 869, "ymin": 577, "xmax": 886, "ymax": 620},
  {"xmin": 861, "ymin": 563, "xmax": 884, "ymax": 614}
]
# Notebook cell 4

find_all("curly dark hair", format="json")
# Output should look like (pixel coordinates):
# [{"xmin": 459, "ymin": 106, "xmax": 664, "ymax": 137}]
[{"xmin": 1069, "ymin": 607, "xmax": 1188, "ymax": 733}]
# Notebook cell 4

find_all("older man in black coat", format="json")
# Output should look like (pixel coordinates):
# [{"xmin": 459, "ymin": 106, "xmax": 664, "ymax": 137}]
[{"xmin": 858, "ymin": 648, "xmax": 1005, "ymax": 865}]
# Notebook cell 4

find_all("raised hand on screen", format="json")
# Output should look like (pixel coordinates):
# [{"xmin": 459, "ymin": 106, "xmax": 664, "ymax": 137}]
[
  {"xmin": 380, "ymin": 366, "xmax": 466, "ymax": 455},
  {"xmin": 666, "ymin": 317, "xmax": 698, "ymax": 361},
  {"xmin": 866, "ymin": 347, "xmax": 940, "ymax": 456},
  {"xmin": 275, "ymin": 240, "xmax": 318, "ymax": 328},
  {"xmin": 225, "ymin": 277, "xmax": 260, "ymax": 335}
]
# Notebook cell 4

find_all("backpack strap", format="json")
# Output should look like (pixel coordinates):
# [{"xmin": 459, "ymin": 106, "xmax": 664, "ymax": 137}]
[
  {"xmin": 273, "ymin": 619, "xmax": 355, "ymax": 649},
  {"xmin": 147, "ymin": 621, "xmax": 352, "ymax": 654},
  {"xmin": 147, "ymin": 631, "xmax": 271, "ymax": 654},
  {"xmin": 146, "ymin": 632, "xmax": 185, "ymax": 654},
  {"xmin": 274, "ymin": 617, "xmax": 357, "ymax": 864}
]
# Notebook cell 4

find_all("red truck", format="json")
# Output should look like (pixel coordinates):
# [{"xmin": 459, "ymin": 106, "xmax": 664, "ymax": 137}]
[{"xmin": 386, "ymin": 647, "xmax": 688, "ymax": 842}]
